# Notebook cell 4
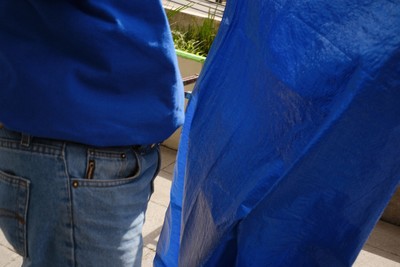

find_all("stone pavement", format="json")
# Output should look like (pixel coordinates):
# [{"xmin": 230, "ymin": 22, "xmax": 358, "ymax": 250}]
[{"xmin": 1, "ymin": 146, "xmax": 400, "ymax": 266}]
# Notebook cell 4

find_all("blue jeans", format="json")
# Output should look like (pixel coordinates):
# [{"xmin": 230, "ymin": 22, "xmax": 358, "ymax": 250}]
[{"xmin": 0, "ymin": 126, "xmax": 160, "ymax": 267}]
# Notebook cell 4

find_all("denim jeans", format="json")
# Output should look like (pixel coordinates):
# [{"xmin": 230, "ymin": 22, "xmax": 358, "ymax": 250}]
[{"xmin": 0, "ymin": 126, "xmax": 160, "ymax": 267}]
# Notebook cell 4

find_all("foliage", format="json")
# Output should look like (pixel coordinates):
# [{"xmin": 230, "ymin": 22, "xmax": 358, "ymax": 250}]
[{"xmin": 166, "ymin": 4, "xmax": 218, "ymax": 57}]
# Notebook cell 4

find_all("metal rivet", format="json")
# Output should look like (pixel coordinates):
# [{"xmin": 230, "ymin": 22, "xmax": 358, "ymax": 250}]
[
  {"xmin": 72, "ymin": 181, "xmax": 79, "ymax": 188},
  {"xmin": 121, "ymin": 153, "xmax": 126, "ymax": 159},
  {"xmin": 90, "ymin": 151, "xmax": 95, "ymax": 156}
]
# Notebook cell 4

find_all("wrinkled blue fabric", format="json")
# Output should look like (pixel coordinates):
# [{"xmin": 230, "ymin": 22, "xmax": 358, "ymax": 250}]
[
  {"xmin": 155, "ymin": 0, "xmax": 400, "ymax": 266},
  {"xmin": 0, "ymin": 1, "xmax": 183, "ymax": 146}
]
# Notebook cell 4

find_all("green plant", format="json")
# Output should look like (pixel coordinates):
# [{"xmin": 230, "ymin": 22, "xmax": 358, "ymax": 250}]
[
  {"xmin": 166, "ymin": 4, "xmax": 219, "ymax": 57},
  {"xmin": 172, "ymin": 30, "xmax": 204, "ymax": 55}
]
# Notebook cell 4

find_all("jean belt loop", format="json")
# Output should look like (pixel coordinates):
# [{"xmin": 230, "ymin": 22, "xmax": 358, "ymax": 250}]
[{"xmin": 20, "ymin": 133, "xmax": 31, "ymax": 147}]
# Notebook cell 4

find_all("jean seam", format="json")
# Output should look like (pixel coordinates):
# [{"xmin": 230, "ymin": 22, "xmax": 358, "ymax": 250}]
[
  {"xmin": 19, "ymin": 178, "xmax": 30, "ymax": 258},
  {"xmin": 0, "ymin": 171, "xmax": 30, "ymax": 257},
  {"xmin": 134, "ymin": 149, "xmax": 143, "ymax": 179},
  {"xmin": 154, "ymin": 146, "xmax": 161, "ymax": 179},
  {"xmin": 85, "ymin": 150, "xmax": 131, "ymax": 159},
  {"xmin": 0, "ymin": 139, "xmax": 62, "ymax": 156},
  {"xmin": 0, "ymin": 143, "xmax": 62, "ymax": 158},
  {"xmin": 61, "ymin": 142, "xmax": 77, "ymax": 267},
  {"xmin": 150, "ymin": 146, "xmax": 162, "ymax": 197},
  {"xmin": 0, "ymin": 172, "xmax": 29, "ymax": 186}
]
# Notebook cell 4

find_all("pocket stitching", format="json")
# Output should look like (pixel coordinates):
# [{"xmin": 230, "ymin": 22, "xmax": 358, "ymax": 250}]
[
  {"xmin": 0, "ymin": 170, "xmax": 30, "ymax": 187},
  {"xmin": 73, "ymin": 149, "xmax": 142, "ymax": 188},
  {"xmin": 0, "ymin": 171, "xmax": 30, "ymax": 257}
]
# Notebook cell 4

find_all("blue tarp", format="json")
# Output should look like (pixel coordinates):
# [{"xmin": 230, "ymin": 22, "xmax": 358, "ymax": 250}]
[{"xmin": 155, "ymin": 0, "xmax": 400, "ymax": 266}]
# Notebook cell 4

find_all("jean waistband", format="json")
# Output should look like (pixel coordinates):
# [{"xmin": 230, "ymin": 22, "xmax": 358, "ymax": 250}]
[{"xmin": 0, "ymin": 123, "xmax": 158, "ymax": 155}]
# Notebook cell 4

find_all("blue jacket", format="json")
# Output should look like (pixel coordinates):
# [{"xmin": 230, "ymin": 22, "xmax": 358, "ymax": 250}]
[{"xmin": 0, "ymin": 1, "xmax": 184, "ymax": 146}]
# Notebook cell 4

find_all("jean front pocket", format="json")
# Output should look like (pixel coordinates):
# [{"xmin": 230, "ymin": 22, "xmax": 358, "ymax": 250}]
[
  {"xmin": 69, "ymin": 148, "xmax": 159, "ymax": 266},
  {"xmin": 0, "ymin": 170, "xmax": 30, "ymax": 257}
]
